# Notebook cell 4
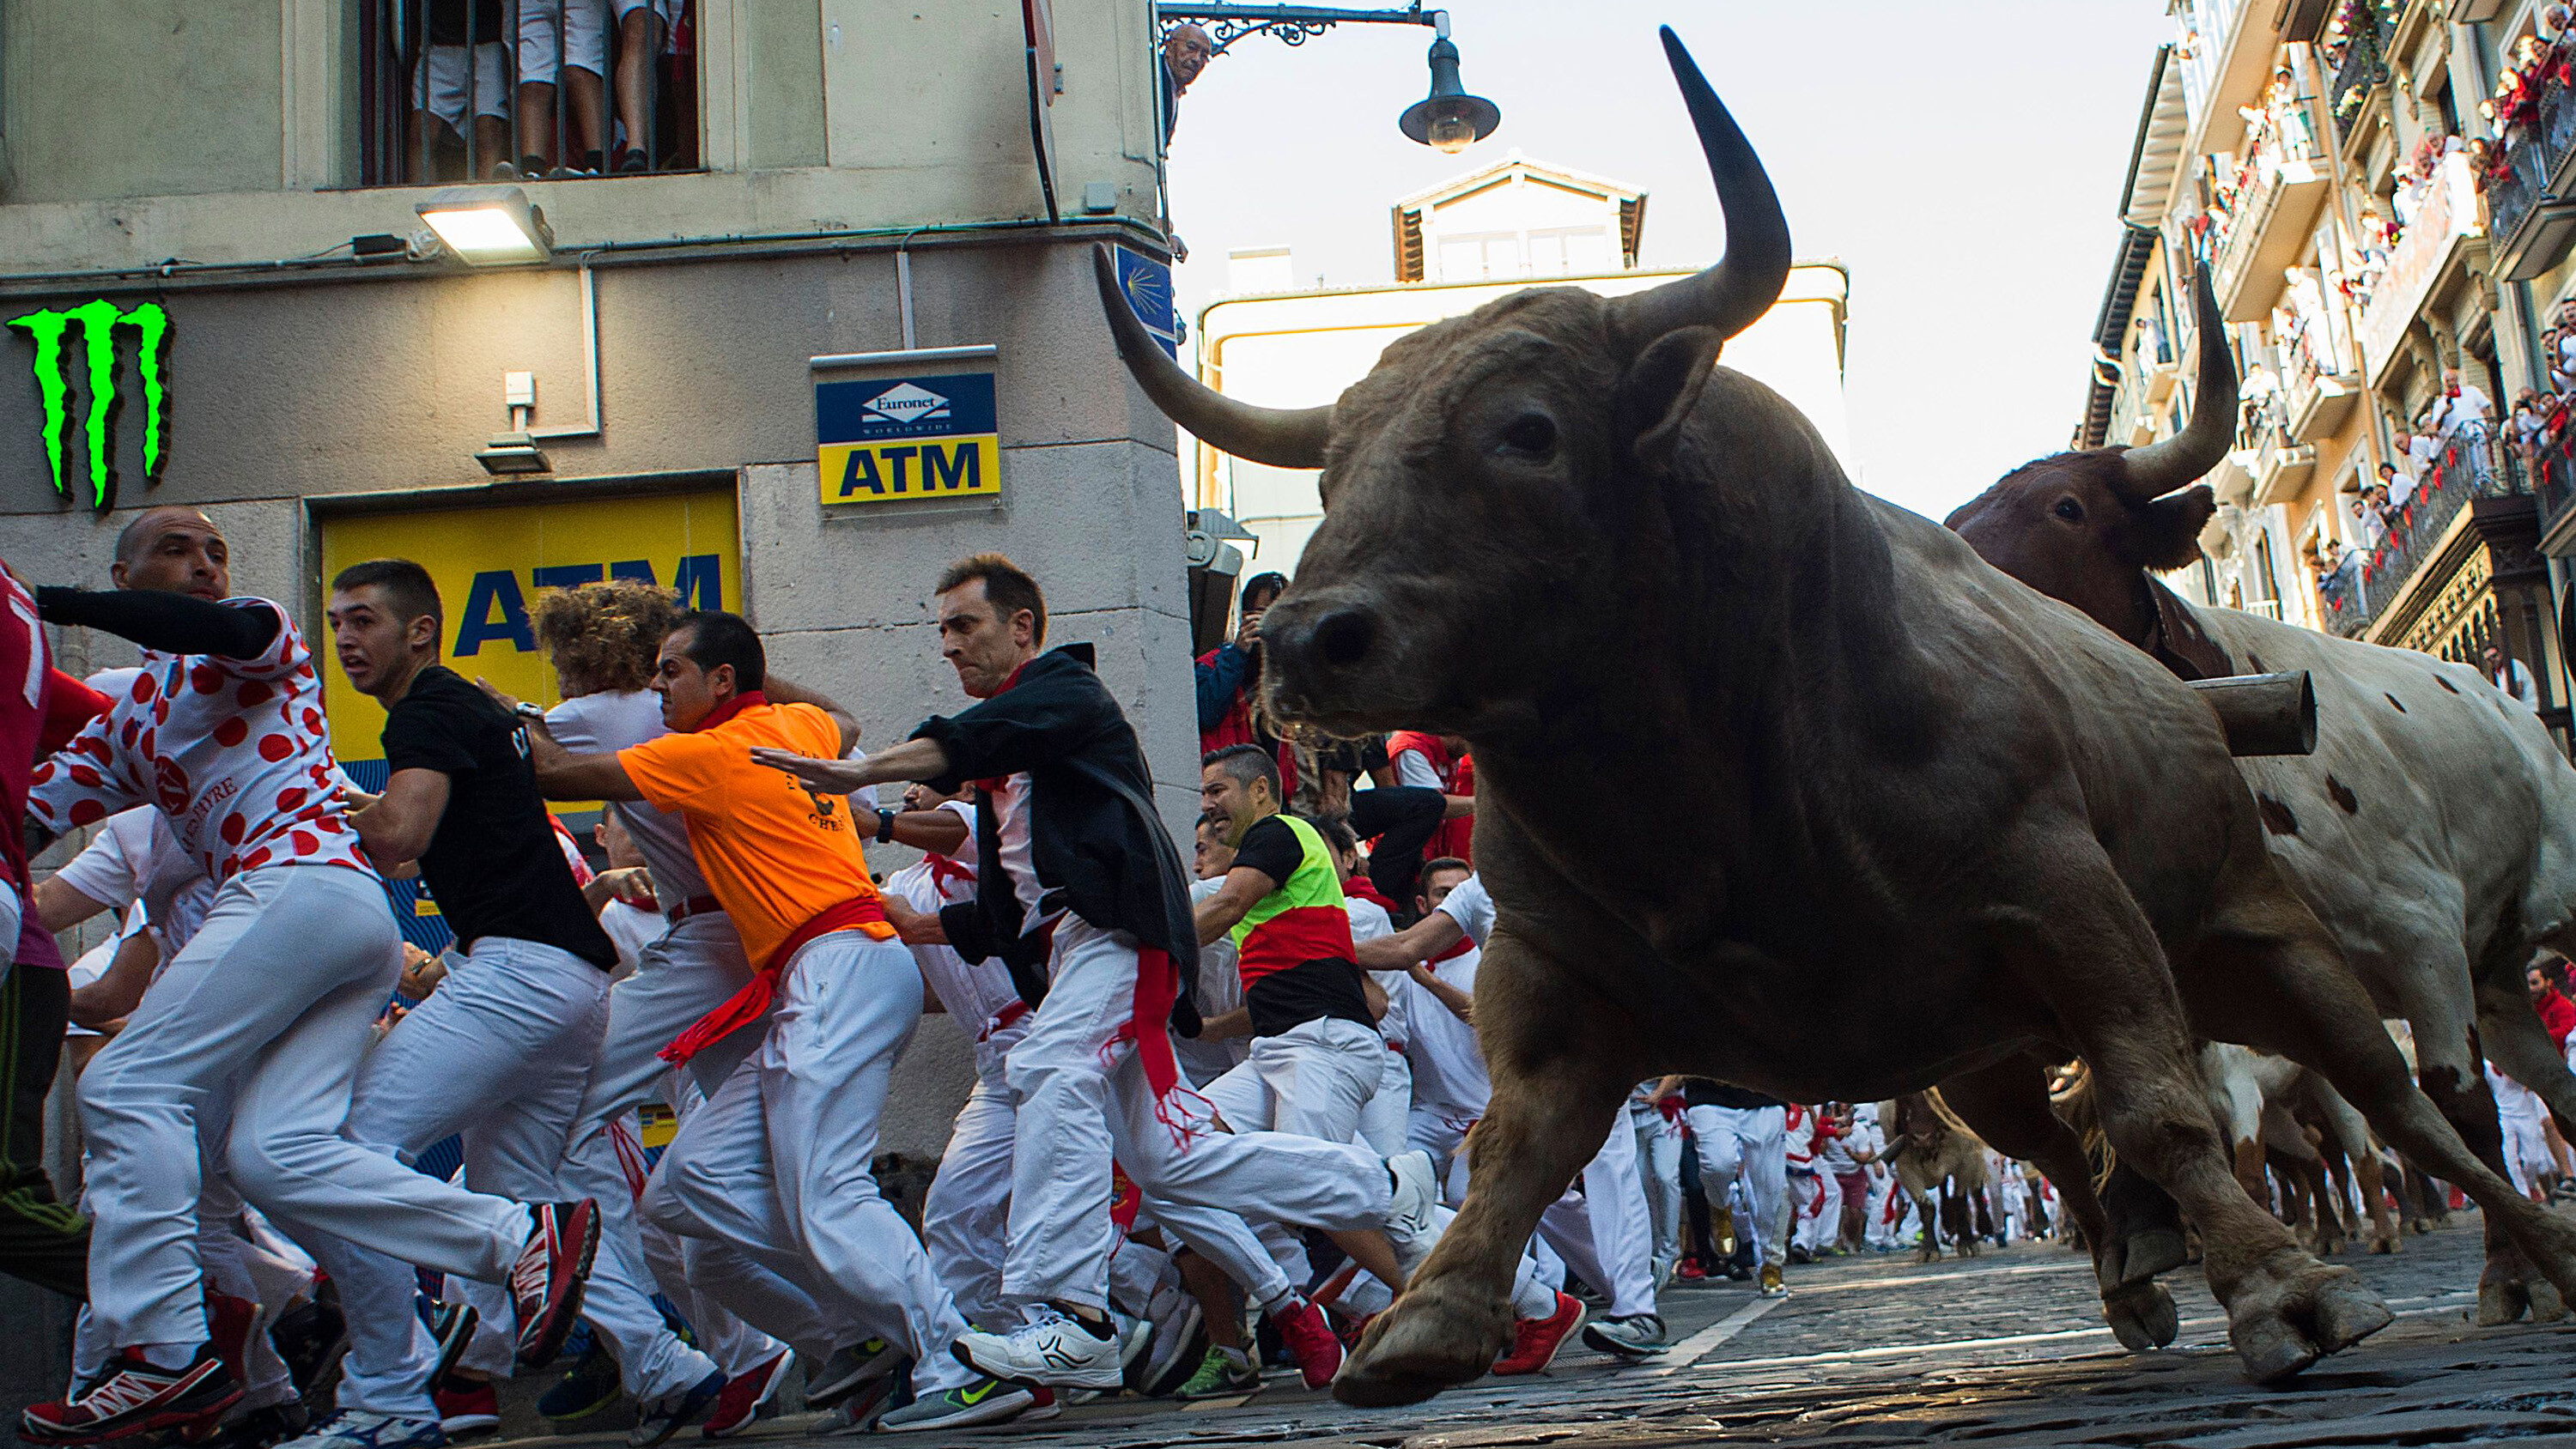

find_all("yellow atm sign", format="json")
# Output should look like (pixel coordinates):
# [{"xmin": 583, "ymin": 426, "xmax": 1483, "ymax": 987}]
[{"xmin": 817, "ymin": 371, "xmax": 1000, "ymax": 506}]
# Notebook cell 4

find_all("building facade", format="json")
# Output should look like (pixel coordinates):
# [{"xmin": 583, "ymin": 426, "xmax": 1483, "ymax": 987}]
[
  {"xmin": 1193, "ymin": 154, "xmax": 1851, "ymax": 575},
  {"xmin": 2081, "ymin": 0, "xmax": 2570, "ymax": 749},
  {"xmin": 0, "ymin": 0, "xmax": 1222, "ymax": 1228}
]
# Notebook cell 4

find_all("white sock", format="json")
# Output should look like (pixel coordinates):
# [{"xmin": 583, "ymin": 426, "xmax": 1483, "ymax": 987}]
[{"xmin": 134, "ymin": 1342, "xmax": 197, "ymax": 1373}]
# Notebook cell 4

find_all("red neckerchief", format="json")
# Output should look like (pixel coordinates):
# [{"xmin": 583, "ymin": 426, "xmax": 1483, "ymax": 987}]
[
  {"xmin": 923, "ymin": 853, "xmax": 977, "ymax": 895},
  {"xmin": 1344, "ymin": 877, "xmax": 1398, "ymax": 912},
  {"xmin": 690, "ymin": 689, "xmax": 769, "ymax": 733},
  {"xmin": 1428, "ymin": 932, "xmax": 1473, "ymax": 964}
]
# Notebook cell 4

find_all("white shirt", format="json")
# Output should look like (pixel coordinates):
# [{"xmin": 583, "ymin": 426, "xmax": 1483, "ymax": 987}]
[
  {"xmin": 1400, "ymin": 946, "xmax": 1486, "ymax": 1116},
  {"xmin": 598, "ymin": 899, "xmax": 663, "ymax": 980},
  {"xmin": 53, "ymin": 805, "xmax": 216, "ymax": 951},
  {"xmin": 2494, "ymin": 658, "xmax": 2542, "ymax": 712},
  {"xmin": 544, "ymin": 690, "xmax": 710, "ymax": 903},
  {"xmin": 990, "ymin": 773, "xmax": 1049, "ymax": 937},
  {"xmin": 881, "ymin": 799, "xmax": 1021, "ymax": 1031},
  {"xmin": 1346, "ymin": 892, "xmax": 1404, "ymax": 1047},
  {"xmin": 1179, "ymin": 875, "xmax": 1249, "ymax": 1084},
  {"xmin": 2433, "ymin": 384, "xmax": 2493, "ymax": 436},
  {"xmin": 1393, "ymin": 752, "xmax": 1444, "ymax": 792},
  {"xmin": 1435, "ymin": 872, "xmax": 1496, "ymax": 947}
]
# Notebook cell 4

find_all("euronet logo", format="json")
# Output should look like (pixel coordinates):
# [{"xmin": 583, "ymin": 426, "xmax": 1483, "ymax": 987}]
[
  {"xmin": 859, "ymin": 382, "xmax": 951, "ymax": 427},
  {"xmin": 7, "ymin": 300, "xmax": 171, "ymax": 512}
]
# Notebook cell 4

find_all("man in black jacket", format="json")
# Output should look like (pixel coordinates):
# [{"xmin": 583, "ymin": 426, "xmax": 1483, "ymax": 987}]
[{"xmin": 751, "ymin": 554, "xmax": 1440, "ymax": 1391}]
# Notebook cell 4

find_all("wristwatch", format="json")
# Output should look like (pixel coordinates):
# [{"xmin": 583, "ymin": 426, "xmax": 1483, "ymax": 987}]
[
  {"xmin": 513, "ymin": 701, "xmax": 547, "ymax": 724},
  {"xmin": 875, "ymin": 808, "xmax": 898, "ymax": 845}
]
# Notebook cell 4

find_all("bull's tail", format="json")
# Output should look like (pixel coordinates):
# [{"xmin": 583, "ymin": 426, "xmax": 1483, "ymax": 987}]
[{"xmin": 2050, "ymin": 1061, "xmax": 2120, "ymax": 1195}]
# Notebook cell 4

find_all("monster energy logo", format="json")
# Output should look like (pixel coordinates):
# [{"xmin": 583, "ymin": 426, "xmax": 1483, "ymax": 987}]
[{"xmin": 6, "ymin": 300, "xmax": 170, "ymax": 512}]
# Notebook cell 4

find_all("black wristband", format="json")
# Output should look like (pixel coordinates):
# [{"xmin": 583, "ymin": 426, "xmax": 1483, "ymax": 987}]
[{"xmin": 875, "ymin": 808, "xmax": 897, "ymax": 845}]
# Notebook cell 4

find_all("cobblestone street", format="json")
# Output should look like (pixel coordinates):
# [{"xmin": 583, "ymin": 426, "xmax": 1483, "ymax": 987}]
[{"xmin": 499, "ymin": 1216, "xmax": 2575, "ymax": 1448}]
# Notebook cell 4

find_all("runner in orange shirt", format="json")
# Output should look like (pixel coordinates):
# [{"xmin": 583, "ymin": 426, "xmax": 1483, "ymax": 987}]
[{"xmin": 518, "ymin": 609, "xmax": 1035, "ymax": 1434}]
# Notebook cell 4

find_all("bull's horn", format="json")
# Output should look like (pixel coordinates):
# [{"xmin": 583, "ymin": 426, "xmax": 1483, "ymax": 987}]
[
  {"xmin": 1607, "ymin": 29, "xmax": 1793, "ymax": 354},
  {"xmin": 1090, "ymin": 246, "xmax": 1333, "ymax": 470},
  {"xmin": 2118, "ymin": 265, "xmax": 2235, "ymax": 498}
]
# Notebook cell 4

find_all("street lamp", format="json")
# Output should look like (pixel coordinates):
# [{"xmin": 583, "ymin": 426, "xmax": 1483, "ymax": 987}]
[
  {"xmin": 1157, "ymin": 3, "xmax": 1502, "ymax": 153},
  {"xmin": 1399, "ymin": 15, "xmax": 1500, "ymax": 154}
]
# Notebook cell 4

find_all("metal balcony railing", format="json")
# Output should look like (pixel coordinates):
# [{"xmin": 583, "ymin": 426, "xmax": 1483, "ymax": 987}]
[
  {"xmin": 2336, "ymin": 421, "xmax": 2519, "ymax": 637},
  {"xmin": 2329, "ymin": 3, "xmax": 2393, "ymax": 145},
  {"xmin": 2484, "ymin": 58, "xmax": 2576, "ymax": 272},
  {"xmin": 356, "ymin": 0, "xmax": 701, "ymax": 187}
]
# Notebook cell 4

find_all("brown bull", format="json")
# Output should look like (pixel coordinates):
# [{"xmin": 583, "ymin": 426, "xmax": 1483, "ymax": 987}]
[
  {"xmin": 1948, "ymin": 270, "xmax": 2576, "ymax": 1325},
  {"xmin": 1094, "ymin": 29, "xmax": 2576, "ymax": 1405}
]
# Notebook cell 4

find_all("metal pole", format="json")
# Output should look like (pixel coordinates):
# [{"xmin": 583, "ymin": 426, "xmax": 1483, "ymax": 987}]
[
  {"xmin": 465, "ymin": 0, "xmax": 478, "ymax": 179},
  {"xmin": 557, "ymin": 0, "xmax": 569, "ymax": 173}
]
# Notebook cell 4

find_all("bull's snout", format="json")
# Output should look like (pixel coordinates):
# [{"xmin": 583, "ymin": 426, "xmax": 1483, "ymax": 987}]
[{"xmin": 1261, "ymin": 597, "xmax": 1384, "ymax": 700}]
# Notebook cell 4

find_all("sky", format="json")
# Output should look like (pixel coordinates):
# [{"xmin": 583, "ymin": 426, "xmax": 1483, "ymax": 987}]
[{"xmin": 1158, "ymin": 1, "xmax": 2178, "ymax": 522}]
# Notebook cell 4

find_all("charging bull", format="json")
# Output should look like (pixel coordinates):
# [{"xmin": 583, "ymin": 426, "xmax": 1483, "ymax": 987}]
[
  {"xmin": 1949, "ymin": 272, "xmax": 2576, "ymax": 1325},
  {"xmin": 1093, "ymin": 29, "xmax": 2576, "ymax": 1404}
]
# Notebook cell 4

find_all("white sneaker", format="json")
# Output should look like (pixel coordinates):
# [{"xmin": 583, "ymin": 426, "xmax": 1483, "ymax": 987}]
[
  {"xmin": 1383, "ymin": 1149, "xmax": 1443, "ymax": 1276},
  {"xmin": 951, "ymin": 1310, "xmax": 1124, "ymax": 1390}
]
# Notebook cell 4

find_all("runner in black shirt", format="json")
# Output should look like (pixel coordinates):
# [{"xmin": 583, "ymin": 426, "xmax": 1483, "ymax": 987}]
[{"xmin": 319, "ymin": 561, "xmax": 707, "ymax": 1440}]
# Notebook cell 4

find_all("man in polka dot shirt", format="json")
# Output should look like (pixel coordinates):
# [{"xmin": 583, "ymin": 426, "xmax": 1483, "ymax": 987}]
[{"xmin": 17, "ymin": 509, "xmax": 598, "ymax": 1449}]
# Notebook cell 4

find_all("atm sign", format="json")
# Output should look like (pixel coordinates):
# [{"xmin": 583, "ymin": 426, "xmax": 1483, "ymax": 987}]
[{"xmin": 817, "ymin": 371, "xmax": 1001, "ymax": 506}]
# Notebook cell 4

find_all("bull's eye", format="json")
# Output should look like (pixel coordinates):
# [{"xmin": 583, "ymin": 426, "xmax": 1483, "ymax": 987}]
[
  {"xmin": 2052, "ymin": 497, "xmax": 2085, "ymax": 523},
  {"xmin": 1498, "ymin": 414, "xmax": 1558, "ymax": 457}
]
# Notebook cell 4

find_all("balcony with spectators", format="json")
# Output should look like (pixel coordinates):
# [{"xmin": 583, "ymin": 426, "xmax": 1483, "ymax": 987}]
[
  {"xmin": 2199, "ymin": 54, "xmax": 2334, "ymax": 324},
  {"xmin": 2481, "ymin": 21, "xmax": 2576, "ymax": 281}
]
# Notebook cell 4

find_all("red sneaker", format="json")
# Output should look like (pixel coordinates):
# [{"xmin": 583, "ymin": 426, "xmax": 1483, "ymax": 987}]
[
  {"xmin": 1674, "ymin": 1258, "xmax": 1708, "ymax": 1282},
  {"xmin": 510, "ymin": 1200, "xmax": 601, "ymax": 1370},
  {"xmin": 434, "ymin": 1379, "xmax": 501, "ymax": 1439},
  {"xmin": 1491, "ymin": 1291, "xmax": 1584, "ymax": 1377},
  {"xmin": 700, "ymin": 1351, "xmax": 791, "ymax": 1439},
  {"xmin": 1267, "ymin": 1294, "xmax": 1344, "ymax": 1390},
  {"xmin": 205, "ymin": 1292, "xmax": 258, "ymax": 1392},
  {"xmin": 21, "ymin": 1344, "xmax": 242, "ymax": 1445}
]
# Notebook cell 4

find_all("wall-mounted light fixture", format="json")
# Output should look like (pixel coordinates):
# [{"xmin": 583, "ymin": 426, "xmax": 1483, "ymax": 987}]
[{"xmin": 416, "ymin": 186, "xmax": 555, "ymax": 265}]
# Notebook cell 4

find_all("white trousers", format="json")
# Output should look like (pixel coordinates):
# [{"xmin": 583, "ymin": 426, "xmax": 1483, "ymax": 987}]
[
  {"xmin": 1789, "ymin": 1168, "xmax": 1841, "ymax": 1255},
  {"xmin": 643, "ymin": 931, "xmax": 974, "ymax": 1393},
  {"xmin": 922, "ymin": 1071, "xmax": 1018, "ymax": 1329},
  {"xmin": 1358, "ymin": 1047, "xmax": 1414, "ymax": 1157},
  {"xmin": 1406, "ymin": 1105, "xmax": 1479, "ymax": 1207},
  {"xmin": 556, "ymin": 912, "xmax": 755, "ymax": 1399},
  {"xmin": 1631, "ymin": 1105, "xmax": 1685, "ymax": 1265},
  {"xmin": 308, "ymin": 935, "xmax": 611, "ymax": 1417},
  {"xmin": 999, "ymin": 918, "xmax": 1392, "ymax": 1313},
  {"xmin": 82, "ymin": 866, "xmax": 530, "ymax": 1350},
  {"xmin": 1686, "ymin": 1103, "xmax": 1787, "ymax": 1271},
  {"xmin": 1203, "ymin": 1016, "xmax": 1384, "ymax": 1142},
  {"xmin": 1536, "ymin": 1119, "xmax": 1656, "ymax": 1319}
]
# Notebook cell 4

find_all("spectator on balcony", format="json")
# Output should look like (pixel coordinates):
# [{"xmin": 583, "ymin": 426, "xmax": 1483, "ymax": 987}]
[
  {"xmin": 2486, "ymin": 644, "xmax": 2543, "ymax": 714},
  {"xmin": 2357, "ymin": 480, "xmax": 2392, "ymax": 549},
  {"xmin": 1161, "ymin": 22, "xmax": 1214, "ymax": 144},
  {"xmin": 410, "ymin": 0, "xmax": 512, "ymax": 182},
  {"xmin": 2515, "ymin": 390, "xmax": 2547, "ymax": 461},
  {"xmin": 2428, "ymin": 367, "xmax": 2494, "ymax": 439}
]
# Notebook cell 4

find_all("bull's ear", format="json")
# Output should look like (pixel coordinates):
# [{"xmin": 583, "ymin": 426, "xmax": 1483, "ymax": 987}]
[
  {"xmin": 1619, "ymin": 325, "xmax": 1727, "ymax": 467},
  {"xmin": 2138, "ymin": 483, "xmax": 2217, "ymax": 571}
]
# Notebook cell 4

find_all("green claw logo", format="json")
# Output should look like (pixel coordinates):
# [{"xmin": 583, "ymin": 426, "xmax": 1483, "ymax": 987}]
[{"xmin": 7, "ymin": 300, "xmax": 170, "ymax": 512}]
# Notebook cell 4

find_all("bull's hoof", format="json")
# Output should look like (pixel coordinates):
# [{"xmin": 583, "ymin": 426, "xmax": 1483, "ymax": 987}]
[
  {"xmin": 2102, "ymin": 1278, "xmax": 2178, "ymax": 1351},
  {"xmin": 2114, "ymin": 1228, "xmax": 2189, "ymax": 1287},
  {"xmin": 2222, "ymin": 1252, "xmax": 2392, "ymax": 1385},
  {"xmin": 2476, "ymin": 1240, "xmax": 2554, "ymax": 1326},
  {"xmin": 2368, "ymin": 1234, "xmax": 2397, "ymax": 1256},
  {"xmin": 2530, "ymin": 1281, "xmax": 2568, "ymax": 1323},
  {"xmin": 1332, "ymin": 1274, "xmax": 1510, "ymax": 1408},
  {"xmin": 2476, "ymin": 1277, "xmax": 2530, "ymax": 1327}
]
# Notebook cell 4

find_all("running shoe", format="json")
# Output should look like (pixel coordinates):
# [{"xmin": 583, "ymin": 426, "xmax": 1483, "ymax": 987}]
[
  {"xmin": 1491, "ymin": 1291, "xmax": 1584, "ymax": 1376},
  {"xmin": 812, "ymin": 1360, "xmax": 908, "ymax": 1435},
  {"xmin": 509, "ymin": 1200, "xmax": 600, "ymax": 1371},
  {"xmin": 1115, "ymin": 1310, "xmax": 1152, "ymax": 1373},
  {"xmin": 267, "ymin": 1409, "xmax": 446, "ymax": 1449},
  {"xmin": 874, "ymin": 1377, "xmax": 1034, "ymax": 1433},
  {"xmin": 1019, "ymin": 1385, "xmax": 1061, "ymax": 1422},
  {"xmin": 1135, "ymin": 1300, "xmax": 1205, "ymax": 1397},
  {"xmin": 1382, "ymin": 1150, "xmax": 1442, "ymax": 1276},
  {"xmin": 803, "ymin": 1339, "xmax": 894, "ymax": 1410},
  {"xmin": 1759, "ymin": 1264, "xmax": 1788, "ymax": 1298},
  {"xmin": 1171, "ymin": 1346, "xmax": 1259, "ymax": 1400},
  {"xmin": 203, "ymin": 1402, "xmax": 310, "ymax": 1449},
  {"xmin": 1581, "ymin": 1313, "xmax": 1668, "ymax": 1359},
  {"xmin": 1674, "ymin": 1258, "xmax": 1707, "ymax": 1282},
  {"xmin": 269, "ymin": 1289, "xmax": 347, "ymax": 1400},
  {"xmin": 22, "ymin": 1343, "xmax": 243, "ymax": 1445},
  {"xmin": 1266, "ymin": 1294, "xmax": 1343, "ymax": 1390},
  {"xmin": 699, "ymin": 1351, "xmax": 791, "ymax": 1439},
  {"xmin": 431, "ymin": 1379, "xmax": 497, "ymax": 1439},
  {"xmin": 1711, "ymin": 1204, "xmax": 1735, "ymax": 1257},
  {"xmin": 422, "ymin": 1304, "xmax": 478, "ymax": 1396},
  {"xmin": 951, "ymin": 1309, "xmax": 1122, "ymax": 1389},
  {"xmin": 626, "ymin": 1368, "xmax": 724, "ymax": 1447},
  {"xmin": 535, "ymin": 1342, "xmax": 621, "ymax": 1421}
]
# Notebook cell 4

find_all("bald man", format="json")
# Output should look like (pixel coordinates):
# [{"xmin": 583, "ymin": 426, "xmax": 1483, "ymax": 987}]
[{"xmin": 110, "ymin": 506, "xmax": 232, "ymax": 603}]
